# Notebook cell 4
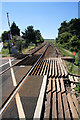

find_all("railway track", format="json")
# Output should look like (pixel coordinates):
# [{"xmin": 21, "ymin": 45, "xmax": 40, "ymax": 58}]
[
  {"xmin": 0, "ymin": 42, "xmax": 49, "ymax": 117},
  {"xmin": 0, "ymin": 42, "xmax": 80, "ymax": 119},
  {"xmin": 0, "ymin": 41, "xmax": 47, "ymax": 75}
]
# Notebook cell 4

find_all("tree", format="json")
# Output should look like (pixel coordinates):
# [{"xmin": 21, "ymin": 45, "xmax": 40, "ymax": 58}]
[
  {"xmin": 22, "ymin": 25, "xmax": 35, "ymax": 45},
  {"xmin": 35, "ymin": 30, "xmax": 44, "ymax": 46},
  {"xmin": 27, "ymin": 25, "xmax": 36, "ymax": 43},
  {"xmin": 69, "ymin": 35, "xmax": 79, "ymax": 52},
  {"xmin": 10, "ymin": 22, "xmax": 20, "ymax": 36},
  {"xmin": 1, "ymin": 31, "xmax": 9, "ymax": 42},
  {"xmin": 22, "ymin": 25, "xmax": 44, "ymax": 47},
  {"xmin": 58, "ymin": 20, "xmax": 68, "ymax": 34},
  {"xmin": 57, "ymin": 18, "xmax": 80, "ymax": 51}
]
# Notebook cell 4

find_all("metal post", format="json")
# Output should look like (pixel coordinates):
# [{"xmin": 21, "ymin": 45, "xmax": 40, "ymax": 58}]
[{"xmin": 7, "ymin": 12, "xmax": 12, "ymax": 54}]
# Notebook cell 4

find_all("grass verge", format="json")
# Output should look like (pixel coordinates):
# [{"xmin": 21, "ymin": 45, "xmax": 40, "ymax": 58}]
[
  {"xmin": 0, "ymin": 48, "xmax": 10, "ymax": 57},
  {"xmin": 22, "ymin": 45, "xmax": 35, "ymax": 54},
  {"xmin": 54, "ymin": 43, "xmax": 79, "ymax": 75}
]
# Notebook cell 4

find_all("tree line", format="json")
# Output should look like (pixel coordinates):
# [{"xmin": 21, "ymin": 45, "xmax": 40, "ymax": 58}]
[
  {"xmin": 1, "ymin": 22, "xmax": 44, "ymax": 51},
  {"xmin": 56, "ymin": 18, "xmax": 80, "ymax": 52}
]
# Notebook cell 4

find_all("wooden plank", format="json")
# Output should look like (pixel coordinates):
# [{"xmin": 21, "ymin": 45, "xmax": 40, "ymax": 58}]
[
  {"xmin": 43, "ymin": 60, "xmax": 47, "ymax": 76},
  {"xmin": 59, "ymin": 78, "xmax": 70, "ymax": 118},
  {"xmin": 67, "ymin": 93, "xmax": 79, "ymax": 119},
  {"xmin": 57, "ymin": 60, "xmax": 61, "ymax": 77},
  {"xmin": 34, "ymin": 60, "xmax": 42, "ymax": 75},
  {"xmin": 52, "ymin": 78, "xmax": 57, "ymax": 118},
  {"xmin": 60, "ymin": 78, "xmax": 65, "ymax": 93},
  {"xmin": 60, "ymin": 58, "xmax": 68, "ymax": 77},
  {"xmin": 49, "ymin": 60, "xmax": 52, "ymax": 77},
  {"xmin": 33, "ymin": 75, "xmax": 47, "ymax": 119},
  {"xmin": 44, "ymin": 78, "xmax": 51, "ymax": 118},
  {"xmin": 52, "ymin": 92, "xmax": 57, "ymax": 118},
  {"xmin": 55, "ymin": 60, "xmax": 57, "ymax": 77},
  {"xmin": 44, "ymin": 92, "xmax": 51, "ymax": 118},
  {"xmin": 31, "ymin": 60, "xmax": 41, "ymax": 75},
  {"xmin": 46, "ymin": 59, "xmax": 50, "ymax": 76},
  {"xmin": 36, "ymin": 60, "xmax": 44, "ymax": 75},
  {"xmin": 56, "ymin": 77, "xmax": 64, "ymax": 118},
  {"xmin": 52, "ymin": 78, "xmax": 56, "ymax": 92},
  {"xmin": 47, "ymin": 78, "xmax": 52, "ymax": 93},
  {"xmin": 48, "ymin": 78, "xmax": 52, "ymax": 91},
  {"xmin": 44, "ymin": 76, "xmax": 52, "ymax": 118},
  {"xmin": 62, "ymin": 93, "xmax": 71, "ymax": 119},
  {"xmin": 71, "ymin": 94, "xmax": 80, "ymax": 116},
  {"xmin": 59, "ymin": 58, "xmax": 64, "ymax": 76},
  {"xmin": 63, "ymin": 65, "xmax": 68, "ymax": 77},
  {"xmin": 52, "ymin": 59, "xmax": 55, "ymax": 77},
  {"xmin": 56, "ymin": 78, "xmax": 60, "ymax": 92},
  {"xmin": 40, "ymin": 60, "xmax": 46, "ymax": 76},
  {"xmin": 58, "ymin": 92, "xmax": 64, "ymax": 118}
]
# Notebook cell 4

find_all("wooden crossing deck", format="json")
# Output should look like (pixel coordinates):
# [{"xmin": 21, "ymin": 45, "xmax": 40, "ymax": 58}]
[
  {"xmin": 31, "ymin": 57, "xmax": 80, "ymax": 119},
  {"xmin": 31, "ymin": 58, "xmax": 68, "ymax": 77}
]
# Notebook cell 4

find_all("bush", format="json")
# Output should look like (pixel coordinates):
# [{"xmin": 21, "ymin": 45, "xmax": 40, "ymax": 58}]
[
  {"xmin": 15, "ymin": 39, "xmax": 23, "ymax": 53},
  {"xmin": 3, "ymin": 42, "xmax": 8, "ymax": 48}
]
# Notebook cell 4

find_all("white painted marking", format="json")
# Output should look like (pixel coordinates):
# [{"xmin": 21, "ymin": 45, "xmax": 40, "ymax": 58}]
[
  {"xmin": 9, "ymin": 59, "xmax": 17, "ymax": 86},
  {"xmin": 33, "ymin": 75, "xmax": 47, "ymax": 119},
  {"xmin": 0, "ymin": 58, "xmax": 16, "ymax": 67},
  {"xmin": 9, "ymin": 59, "xmax": 26, "ymax": 119},
  {"xmin": 15, "ymin": 93, "xmax": 26, "ymax": 119},
  {"xmin": 0, "ymin": 44, "xmax": 49, "ymax": 116},
  {"xmin": 20, "ymin": 65, "xmax": 26, "ymax": 67}
]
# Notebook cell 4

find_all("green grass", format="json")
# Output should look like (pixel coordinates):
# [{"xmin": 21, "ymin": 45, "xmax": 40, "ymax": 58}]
[
  {"xmin": 53, "ymin": 42, "xmax": 79, "ymax": 75},
  {"xmin": 0, "ymin": 48, "xmax": 9, "ymax": 54},
  {"xmin": 44, "ymin": 39, "xmax": 56, "ymax": 43},
  {"xmin": 0, "ymin": 48, "xmax": 10, "ymax": 57},
  {"xmin": 22, "ymin": 45, "xmax": 35, "ymax": 54},
  {"xmin": 56, "ymin": 44, "xmax": 73, "ymax": 57},
  {"xmin": 55, "ymin": 43, "xmax": 78, "ymax": 65},
  {"xmin": 65, "ymin": 61, "xmax": 79, "ymax": 75}
]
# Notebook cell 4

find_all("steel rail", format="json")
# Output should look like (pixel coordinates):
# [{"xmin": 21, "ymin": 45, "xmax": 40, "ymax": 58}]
[
  {"xmin": 0, "ymin": 42, "xmax": 47, "ymax": 75},
  {"xmin": 0, "ymin": 58, "xmax": 16, "ymax": 68},
  {"xmin": 31, "ymin": 42, "xmax": 47, "ymax": 55},
  {"xmin": 0, "ymin": 44, "xmax": 49, "ymax": 115},
  {"xmin": 0, "ymin": 55, "xmax": 28, "ymax": 75}
]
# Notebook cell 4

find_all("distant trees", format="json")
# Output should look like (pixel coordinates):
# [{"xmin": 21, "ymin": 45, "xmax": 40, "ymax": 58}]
[
  {"xmin": 56, "ymin": 18, "xmax": 80, "ymax": 52},
  {"xmin": 22, "ymin": 25, "xmax": 44, "ymax": 46}
]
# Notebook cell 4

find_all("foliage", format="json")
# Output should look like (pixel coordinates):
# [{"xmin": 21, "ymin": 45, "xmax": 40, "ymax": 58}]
[
  {"xmin": 22, "ymin": 25, "xmax": 44, "ymax": 46},
  {"xmin": 73, "ymin": 84, "xmax": 80, "ymax": 93},
  {"xmin": 78, "ymin": 50, "xmax": 80, "ymax": 66},
  {"xmin": 1, "ymin": 22, "xmax": 20, "ymax": 43},
  {"xmin": 0, "ymin": 48, "xmax": 9, "ymax": 54},
  {"xmin": 1, "ymin": 31, "xmax": 9, "ymax": 42},
  {"xmin": 3, "ymin": 42, "xmax": 8, "ymax": 48},
  {"xmin": 10, "ymin": 22, "xmax": 20, "ymax": 36},
  {"xmin": 15, "ymin": 39, "xmax": 23, "ymax": 53},
  {"xmin": 12, "ymin": 35, "xmax": 17, "ymax": 45},
  {"xmin": 57, "ymin": 18, "xmax": 80, "ymax": 52}
]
